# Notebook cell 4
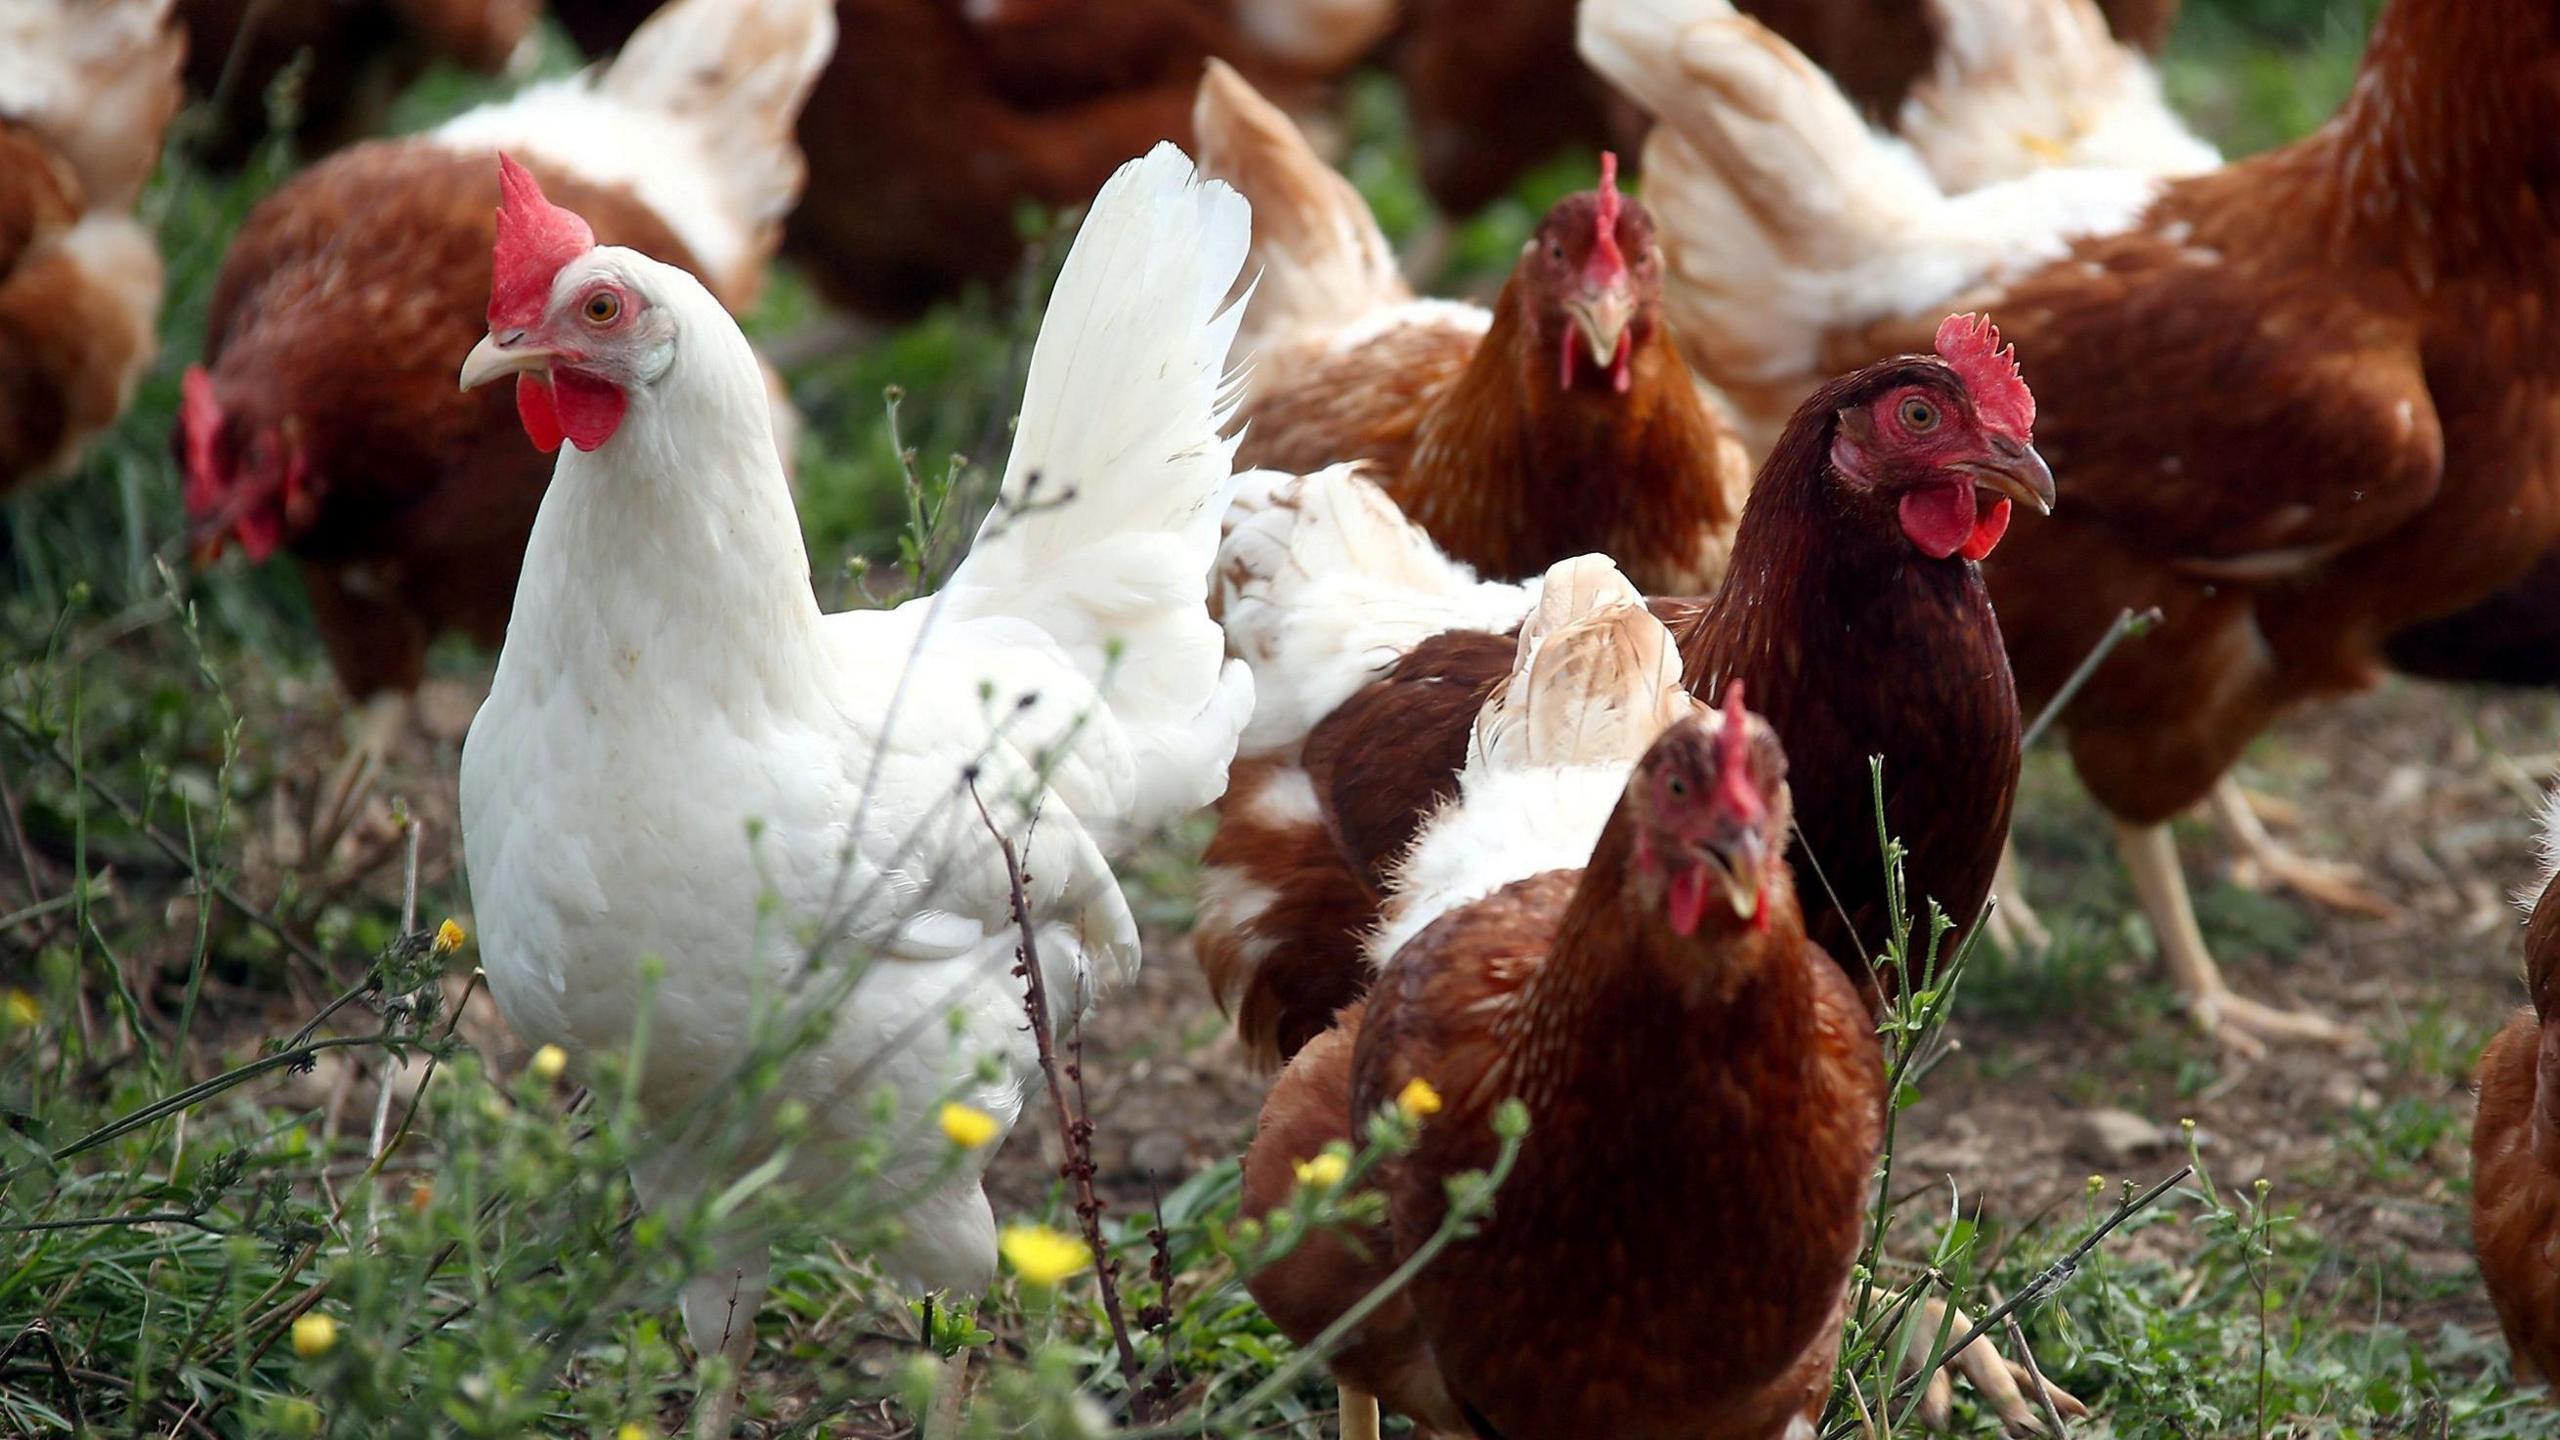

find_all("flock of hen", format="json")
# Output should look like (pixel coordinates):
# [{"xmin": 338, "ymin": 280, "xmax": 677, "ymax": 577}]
[{"xmin": 9, "ymin": 0, "xmax": 2560, "ymax": 1434}]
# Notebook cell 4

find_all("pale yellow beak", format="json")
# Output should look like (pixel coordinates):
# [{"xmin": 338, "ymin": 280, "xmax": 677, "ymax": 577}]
[
  {"xmin": 459, "ymin": 332, "xmax": 552, "ymax": 392},
  {"xmin": 1567, "ymin": 284, "xmax": 1636, "ymax": 369}
]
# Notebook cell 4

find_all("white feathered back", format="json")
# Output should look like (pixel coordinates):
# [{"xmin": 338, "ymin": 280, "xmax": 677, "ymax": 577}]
[
  {"xmin": 0, "ymin": 0, "xmax": 182, "ymax": 211},
  {"xmin": 1369, "ymin": 557, "xmax": 1704, "ymax": 965}
]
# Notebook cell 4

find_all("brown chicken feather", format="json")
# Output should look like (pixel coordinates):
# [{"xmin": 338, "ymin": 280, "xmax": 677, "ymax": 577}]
[
  {"xmin": 1208, "ymin": 350, "xmax": 2044, "ymax": 1064},
  {"xmin": 1248, "ymin": 710, "xmax": 1883, "ymax": 1439},
  {"xmin": 2472, "ymin": 831, "xmax": 2560, "ymax": 1388}
]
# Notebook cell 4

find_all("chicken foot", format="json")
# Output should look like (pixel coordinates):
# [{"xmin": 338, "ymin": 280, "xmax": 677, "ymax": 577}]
[
  {"xmin": 1906, "ymin": 1299, "xmax": 2088, "ymax": 1437},
  {"xmin": 1984, "ymin": 839, "xmax": 2054, "ymax": 957},
  {"xmin": 2114, "ymin": 821, "xmax": 2354, "ymax": 1058},
  {"xmin": 303, "ymin": 691, "xmax": 411, "ymax": 866},
  {"xmin": 2207, "ymin": 777, "xmax": 2401, "ymax": 920}
]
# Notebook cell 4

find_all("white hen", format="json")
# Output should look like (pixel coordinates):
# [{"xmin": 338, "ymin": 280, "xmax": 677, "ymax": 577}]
[{"xmin": 457, "ymin": 143, "xmax": 1254, "ymax": 1387}]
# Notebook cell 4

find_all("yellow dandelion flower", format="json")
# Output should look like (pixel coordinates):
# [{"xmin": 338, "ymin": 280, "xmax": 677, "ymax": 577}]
[
  {"xmin": 939, "ymin": 1101, "xmax": 1000, "ymax": 1149},
  {"xmin": 1292, "ymin": 1151, "xmax": 1348, "ymax": 1190},
  {"xmin": 529, "ymin": 1044, "xmax": 568, "ymax": 1082},
  {"xmin": 998, "ymin": 1223, "xmax": 1091, "ymax": 1287},
  {"xmin": 291, "ymin": 1312, "xmax": 338, "ymax": 1358},
  {"xmin": 3, "ymin": 988, "xmax": 37, "ymax": 1027},
  {"xmin": 1396, "ymin": 1077, "xmax": 1443, "ymax": 1121},
  {"xmin": 433, "ymin": 918, "xmax": 467, "ymax": 955},
  {"xmin": 617, "ymin": 1425, "xmax": 652, "ymax": 1440}
]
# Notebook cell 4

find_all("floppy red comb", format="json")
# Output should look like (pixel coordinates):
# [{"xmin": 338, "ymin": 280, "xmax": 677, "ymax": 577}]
[
  {"xmin": 1590, "ymin": 151, "xmax": 1627, "ymax": 281},
  {"xmin": 1934, "ymin": 312, "xmax": 2034, "ymax": 438},
  {"xmin": 1714, "ymin": 682, "xmax": 1763, "ymax": 822},
  {"xmin": 489, "ymin": 153, "xmax": 594, "ymax": 331},
  {"xmin": 179, "ymin": 366, "xmax": 225, "ymax": 516}
]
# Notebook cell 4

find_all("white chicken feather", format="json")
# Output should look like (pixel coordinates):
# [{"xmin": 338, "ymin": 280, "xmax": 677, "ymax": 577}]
[{"xmin": 460, "ymin": 142, "xmax": 1254, "ymax": 1369}]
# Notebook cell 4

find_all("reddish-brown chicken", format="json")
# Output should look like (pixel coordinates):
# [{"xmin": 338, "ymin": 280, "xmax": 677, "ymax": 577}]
[
  {"xmin": 1593, "ymin": 0, "xmax": 2560, "ymax": 1051},
  {"xmin": 1205, "ymin": 319, "xmax": 2051, "ymax": 1063},
  {"xmin": 175, "ymin": 0, "xmax": 539, "ymax": 166},
  {"xmin": 180, "ymin": 0, "xmax": 829, "ymax": 726},
  {"xmin": 550, "ymin": 0, "xmax": 1378, "ymax": 320},
  {"xmin": 1196, "ymin": 62, "xmax": 1748, "ymax": 594},
  {"xmin": 2473, "ymin": 797, "xmax": 2560, "ymax": 1389},
  {"xmin": 1, "ymin": 0, "xmax": 181, "ymax": 494},
  {"xmin": 1245, "ymin": 683, "xmax": 1884, "ymax": 1439},
  {"xmin": 1400, "ymin": 0, "xmax": 2180, "ymax": 217}
]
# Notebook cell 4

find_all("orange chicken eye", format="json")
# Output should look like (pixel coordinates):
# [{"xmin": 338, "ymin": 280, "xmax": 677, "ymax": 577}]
[
  {"xmin": 1897, "ymin": 397, "xmax": 1939, "ymax": 432},
  {"xmin": 582, "ymin": 291, "xmax": 621, "ymax": 326}
]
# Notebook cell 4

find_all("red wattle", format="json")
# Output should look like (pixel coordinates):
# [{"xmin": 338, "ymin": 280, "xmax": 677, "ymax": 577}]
[
  {"xmin": 552, "ymin": 370, "xmax": 628, "ymax": 452},
  {"xmin": 516, "ymin": 374, "xmax": 565, "ymax": 453},
  {"xmin": 1897, "ymin": 482, "xmax": 1978, "ymax": 560},
  {"xmin": 1668, "ymin": 864, "xmax": 1711, "ymax": 937},
  {"xmin": 1960, "ymin": 497, "xmax": 2013, "ymax": 561},
  {"xmin": 1610, "ymin": 329, "xmax": 1632, "ymax": 394},
  {"xmin": 1559, "ymin": 327, "xmax": 1576, "ymax": 391}
]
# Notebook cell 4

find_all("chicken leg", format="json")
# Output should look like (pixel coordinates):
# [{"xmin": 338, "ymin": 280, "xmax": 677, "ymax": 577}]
[
  {"xmin": 2207, "ymin": 777, "xmax": 2401, "ymax": 920},
  {"xmin": 2114, "ymin": 821, "xmax": 2352, "ymax": 1057},
  {"xmin": 1984, "ymin": 840, "xmax": 2054, "ymax": 957},
  {"xmin": 1340, "ymin": 1386, "xmax": 1382, "ymax": 1440},
  {"xmin": 1906, "ymin": 1298, "xmax": 2087, "ymax": 1437}
]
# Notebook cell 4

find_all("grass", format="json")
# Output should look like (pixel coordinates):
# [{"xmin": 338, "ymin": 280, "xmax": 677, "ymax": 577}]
[{"xmin": 5, "ymin": 1, "xmax": 2553, "ymax": 1436}]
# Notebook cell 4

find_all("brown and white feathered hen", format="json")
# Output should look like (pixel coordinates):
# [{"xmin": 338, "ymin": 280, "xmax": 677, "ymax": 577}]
[{"xmin": 0, "ymin": 0, "xmax": 181, "ymax": 495}]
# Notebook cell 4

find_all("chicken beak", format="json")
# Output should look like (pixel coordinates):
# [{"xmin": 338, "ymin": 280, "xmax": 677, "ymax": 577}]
[
  {"xmin": 1961, "ymin": 434, "xmax": 2057, "ymax": 516},
  {"xmin": 1566, "ymin": 282, "xmax": 1635, "ymax": 372},
  {"xmin": 1712, "ymin": 830, "xmax": 1767, "ymax": 924},
  {"xmin": 460, "ymin": 331, "xmax": 552, "ymax": 392}
]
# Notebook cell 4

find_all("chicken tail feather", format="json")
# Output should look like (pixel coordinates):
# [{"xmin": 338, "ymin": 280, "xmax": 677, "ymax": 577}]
[
  {"xmin": 1193, "ymin": 58, "xmax": 1410, "ymax": 360},
  {"xmin": 941, "ymin": 142, "xmax": 1258, "ymax": 835}
]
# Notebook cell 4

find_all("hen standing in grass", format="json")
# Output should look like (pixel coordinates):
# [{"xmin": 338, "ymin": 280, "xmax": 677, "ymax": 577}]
[
  {"xmin": 0, "ymin": 0, "xmax": 181, "ymax": 495},
  {"xmin": 1246, "ymin": 622, "xmax": 1882, "ymax": 1439},
  {"xmin": 1195, "ymin": 60, "xmax": 1749, "ymax": 596},
  {"xmin": 1584, "ymin": 0, "xmax": 2560, "ymax": 1052},
  {"xmin": 1203, "ymin": 323, "xmax": 2051, "ymax": 1063},
  {"xmin": 178, "ymin": 0, "xmax": 831, "ymax": 839},
  {"xmin": 2471, "ymin": 789, "xmax": 2560, "ymax": 1388},
  {"xmin": 457, "ymin": 143, "xmax": 1255, "ymax": 1419}
]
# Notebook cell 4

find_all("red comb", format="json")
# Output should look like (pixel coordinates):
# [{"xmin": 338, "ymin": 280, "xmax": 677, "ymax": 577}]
[
  {"xmin": 1589, "ymin": 151, "xmax": 1627, "ymax": 282},
  {"xmin": 1714, "ymin": 682, "xmax": 1763, "ymax": 823},
  {"xmin": 489, "ymin": 153, "xmax": 594, "ymax": 331},
  {"xmin": 1934, "ymin": 313, "xmax": 2034, "ymax": 438}
]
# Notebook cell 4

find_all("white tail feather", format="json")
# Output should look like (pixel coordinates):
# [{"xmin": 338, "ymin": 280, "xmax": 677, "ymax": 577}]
[
  {"xmin": 1900, "ymin": 0, "xmax": 2218, "ymax": 191},
  {"xmin": 1578, "ymin": 0, "xmax": 2160, "ymax": 447},
  {"xmin": 431, "ymin": 0, "xmax": 834, "ymax": 304},
  {"xmin": 1217, "ymin": 464, "xmax": 1540, "ymax": 759},
  {"xmin": 938, "ymin": 143, "xmax": 1257, "ymax": 834}
]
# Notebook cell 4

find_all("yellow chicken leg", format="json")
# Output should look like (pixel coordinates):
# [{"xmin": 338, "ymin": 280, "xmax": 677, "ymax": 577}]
[
  {"xmin": 2207, "ymin": 777, "xmax": 2401, "ymax": 920},
  {"xmin": 1985, "ymin": 839, "xmax": 2053, "ymax": 957},
  {"xmin": 1340, "ymin": 1385, "xmax": 1382, "ymax": 1440},
  {"xmin": 2114, "ymin": 821, "xmax": 2354, "ymax": 1057}
]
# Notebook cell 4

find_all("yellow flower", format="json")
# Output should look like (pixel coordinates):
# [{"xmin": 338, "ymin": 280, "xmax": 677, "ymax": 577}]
[
  {"xmin": 529, "ymin": 1044, "xmax": 568, "ymax": 1082},
  {"xmin": 998, "ymin": 1223, "xmax": 1091, "ymax": 1287},
  {"xmin": 1396, "ymin": 1077, "xmax": 1443, "ymax": 1122},
  {"xmin": 3, "ymin": 988, "xmax": 38, "ymax": 1027},
  {"xmin": 617, "ymin": 1425, "xmax": 652, "ymax": 1440},
  {"xmin": 939, "ymin": 1101, "xmax": 1000, "ymax": 1149},
  {"xmin": 291, "ymin": 1312, "xmax": 338, "ymax": 1358},
  {"xmin": 1292, "ymin": 1150, "xmax": 1349, "ymax": 1190},
  {"xmin": 433, "ymin": 919, "xmax": 467, "ymax": 955}
]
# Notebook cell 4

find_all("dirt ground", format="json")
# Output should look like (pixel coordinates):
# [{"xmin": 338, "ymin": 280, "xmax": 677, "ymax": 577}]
[{"xmin": 195, "ymin": 666, "xmax": 2559, "ymax": 1376}]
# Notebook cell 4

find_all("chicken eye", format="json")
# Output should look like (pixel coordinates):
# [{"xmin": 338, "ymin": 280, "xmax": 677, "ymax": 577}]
[
  {"xmin": 1665, "ymin": 775, "xmax": 1689, "ymax": 798},
  {"xmin": 582, "ymin": 291, "xmax": 622, "ymax": 326},
  {"xmin": 1549, "ymin": 243, "xmax": 1565, "ymax": 262},
  {"xmin": 1897, "ymin": 397, "xmax": 1939, "ymax": 432}
]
